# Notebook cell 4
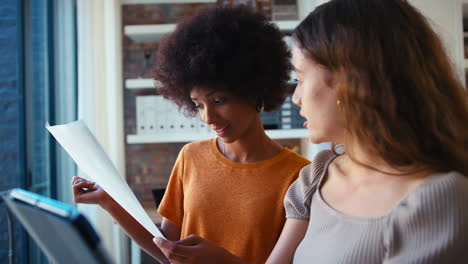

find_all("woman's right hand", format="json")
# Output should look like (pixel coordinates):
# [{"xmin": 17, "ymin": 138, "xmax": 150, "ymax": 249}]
[{"xmin": 71, "ymin": 176, "xmax": 114, "ymax": 209}]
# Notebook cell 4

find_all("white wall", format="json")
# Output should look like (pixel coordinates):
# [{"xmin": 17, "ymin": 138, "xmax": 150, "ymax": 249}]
[
  {"xmin": 409, "ymin": 0, "xmax": 464, "ymax": 84},
  {"xmin": 297, "ymin": 0, "xmax": 465, "ymax": 86},
  {"xmin": 76, "ymin": 0, "xmax": 128, "ymax": 263},
  {"xmin": 297, "ymin": 0, "xmax": 327, "ymax": 19}
]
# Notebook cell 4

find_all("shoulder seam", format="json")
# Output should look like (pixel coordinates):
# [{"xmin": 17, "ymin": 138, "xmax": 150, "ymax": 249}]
[{"xmin": 303, "ymin": 150, "xmax": 338, "ymax": 201}]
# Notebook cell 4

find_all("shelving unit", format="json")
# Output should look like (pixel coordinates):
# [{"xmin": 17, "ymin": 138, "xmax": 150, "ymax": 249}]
[
  {"xmin": 127, "ymin": 128, "xmax": 308, "ymax": 144},
  {"xmin": 124, "ymin": 16, "xmax": 305, "ymax": 141},
  {"xmin": 124, "ymin": 22, "xmax": 299, "ymax": 89},
  {"xmin": 124, "ymin": 20, "xmax": 300, "ymax": 43}
]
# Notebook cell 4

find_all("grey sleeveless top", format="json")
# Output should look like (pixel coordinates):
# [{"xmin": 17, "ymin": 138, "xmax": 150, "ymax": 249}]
[{"xmin": 284, "ymin": 150, "xmax": 468, "ymax": 263}]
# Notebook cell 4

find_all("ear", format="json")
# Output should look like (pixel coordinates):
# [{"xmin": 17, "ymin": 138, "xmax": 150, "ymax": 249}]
[{"xmin": 323, "ymin": 67, "xmax": 335, "ymax": 90}]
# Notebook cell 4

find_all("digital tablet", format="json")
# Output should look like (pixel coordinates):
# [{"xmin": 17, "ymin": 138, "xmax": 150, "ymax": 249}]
[{"xmin": 1, "ymin": 188, "xmax": 112, "ymax": 264}]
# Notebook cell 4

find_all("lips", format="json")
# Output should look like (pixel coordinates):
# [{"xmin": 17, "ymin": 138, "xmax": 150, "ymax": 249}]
[{"xmin": 213, "ymin": 125, "xmax": 229, "ymax": 136}]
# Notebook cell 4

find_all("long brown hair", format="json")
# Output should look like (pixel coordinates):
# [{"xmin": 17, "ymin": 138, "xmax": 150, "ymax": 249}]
[{"xmin": 294, "ymin": 0, "xmax": 468, "ymax": 175}]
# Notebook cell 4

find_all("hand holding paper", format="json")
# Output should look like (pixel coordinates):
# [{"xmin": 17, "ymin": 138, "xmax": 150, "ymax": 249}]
[{"xmin": 46, "ymin": 120, "xmax": 164, "ymax": 238}]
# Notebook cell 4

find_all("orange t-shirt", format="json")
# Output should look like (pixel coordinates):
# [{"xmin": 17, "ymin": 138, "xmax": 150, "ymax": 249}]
[{"xmin": 158, "ymin": 138, "xmax": 310, "ymax": 263}]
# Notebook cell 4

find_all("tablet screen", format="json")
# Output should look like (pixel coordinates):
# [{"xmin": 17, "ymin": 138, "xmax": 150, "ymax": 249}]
[{"xmin": 2, "ymin": 188, "xmax": 112, "ymax": 264}]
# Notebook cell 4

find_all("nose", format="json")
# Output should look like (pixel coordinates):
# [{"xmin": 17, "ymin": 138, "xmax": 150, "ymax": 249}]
[
  {"xmin": 292, "ymin": 87, "xmax": 302, "ymax": 106},
  {"xmin": 200, "ymin": 105, "xmax": 217, "ymax": 125}
]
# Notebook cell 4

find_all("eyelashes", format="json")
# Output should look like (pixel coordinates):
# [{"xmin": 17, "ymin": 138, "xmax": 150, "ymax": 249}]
[
  {"xmin": 193, "ymin": 97, "xmax": 227, "ymax": 110},
  {"xmin": 214, "ymin": 97, "xmax": 226, "ymax": 104}
]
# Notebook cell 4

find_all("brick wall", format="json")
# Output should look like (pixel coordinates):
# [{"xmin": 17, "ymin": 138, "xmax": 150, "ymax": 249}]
[{"xmin": 0, "ymin": 0, "xmax": 26, "ymax": 263}]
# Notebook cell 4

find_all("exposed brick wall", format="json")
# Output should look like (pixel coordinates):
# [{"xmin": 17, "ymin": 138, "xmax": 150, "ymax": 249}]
[
  {"xmin": 0, "ymin": 0, "xmax": 26, "ymax": 263},
  {"xmin": 123, "ymin": 3, "xmax": 214, "ymax": 25},
  {"xmin": 125, "ymin": 142, "xmax": 185, "ymax": 205}
]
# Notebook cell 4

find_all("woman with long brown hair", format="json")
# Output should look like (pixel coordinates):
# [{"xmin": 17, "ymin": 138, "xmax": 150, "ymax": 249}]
[
  {"xmin": 151, "ymin": 0, "xmax": 468, "ymax": 263},
  {"xmin": 267, "ymin": 0, "xmax": 468, "ymax": 262}
]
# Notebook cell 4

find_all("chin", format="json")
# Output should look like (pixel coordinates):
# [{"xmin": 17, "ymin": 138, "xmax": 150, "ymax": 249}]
[{"xmin": 308, "ymin": 133, "xmax": 328, "ymax": 145}]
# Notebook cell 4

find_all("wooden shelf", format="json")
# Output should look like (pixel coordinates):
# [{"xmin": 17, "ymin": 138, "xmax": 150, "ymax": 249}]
[
  {"xmin": 124, "ymin": 20, "xmax": 300, "ymax": 43},
  {"xmin": 125, "ymin": 78, "xmax": 162, "ymax": 89},
  {"xmin": 124, "ymin": 24, "xmax": 176, "ymax": 42},
  {"xmin": 127, "ymin": 128, "xmax": 308, "ymax": 144}
]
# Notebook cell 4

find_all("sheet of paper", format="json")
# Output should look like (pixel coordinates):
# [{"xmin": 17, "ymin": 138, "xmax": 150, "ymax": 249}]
[{"xmin": 46, "ymin": 120, "xmax": 164, "ymax": 238}]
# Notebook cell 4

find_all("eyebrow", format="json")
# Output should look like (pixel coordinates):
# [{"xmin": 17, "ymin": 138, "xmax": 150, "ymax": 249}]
[{"xmin": 191, "ymin": 90, "xmax": 218, "ymax": 101}]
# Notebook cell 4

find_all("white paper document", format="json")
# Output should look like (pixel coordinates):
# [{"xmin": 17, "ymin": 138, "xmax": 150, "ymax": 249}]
[{"xmin": 46, "ymin": 120, "xmax": 164, "ymax": 238}]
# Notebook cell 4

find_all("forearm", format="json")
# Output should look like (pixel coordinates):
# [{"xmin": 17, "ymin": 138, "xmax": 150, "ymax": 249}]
[
  {"xmin": 102, "ymin": 200, "xmax": 168, "ymax": 262},
  {"xmin": 266, "ymin": 218, "xmax": 309, "ymax": 264}
]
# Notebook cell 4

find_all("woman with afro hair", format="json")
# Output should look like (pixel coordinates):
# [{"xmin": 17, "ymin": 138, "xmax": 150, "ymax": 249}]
[{"xmin": 72, "ymin": 5, "xmax": 310, "ymax": 264}]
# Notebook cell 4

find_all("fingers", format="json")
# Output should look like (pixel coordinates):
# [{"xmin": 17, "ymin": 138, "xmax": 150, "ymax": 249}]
[
  {"xmin": 71, "ymin": 176, "xmax": 85, "ymax": 184},
  {"xmin": 73, "ymin": 181, "xmax": 96, "ymax": 190},
  {"xmin": 71, "ymin": 176, "xmax": 94, "ymax": 185},
  {"xmin": 72, "ymin": 181, "xmax": 97, "ymax": 196},
  {"xmin": 72, "ymin": 180, "xmax": 99, "ymax": 203},
  {"xmin": 153, "ymin": 237, "xmax": 191, "ymax": 262},
  {"xmin": 72, "ymin": 177, "xmax": 96, "ymax": 192},
  {"xmin": 176, "ymin": 234, "xmax": 202, "ymax": 246}
]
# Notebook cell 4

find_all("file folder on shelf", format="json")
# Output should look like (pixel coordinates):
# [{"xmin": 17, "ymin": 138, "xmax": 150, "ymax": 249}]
[{"xmin": 136, "ymin": 95, "xmax": 208, "ymax": 135}]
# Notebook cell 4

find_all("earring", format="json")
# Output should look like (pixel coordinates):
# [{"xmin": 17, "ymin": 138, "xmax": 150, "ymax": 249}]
[{"xmin": 337, "ymin": 100, "xmax": 340, "ymax": 105}]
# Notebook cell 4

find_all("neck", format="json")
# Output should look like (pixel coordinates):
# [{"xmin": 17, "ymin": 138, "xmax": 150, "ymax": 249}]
[
  {"xmin": 337, "ymin": 146, "xmax": 431, "ymax": 184},
  {"xmin": 218, "ymin": 120, "xmax": 282, "ymax": 163}
]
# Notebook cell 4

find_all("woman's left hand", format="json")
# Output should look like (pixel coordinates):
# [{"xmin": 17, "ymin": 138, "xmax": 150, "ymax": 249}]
[{"xmin": 153, "ymin": 234, "xmax": 246, "ymax": 264}]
